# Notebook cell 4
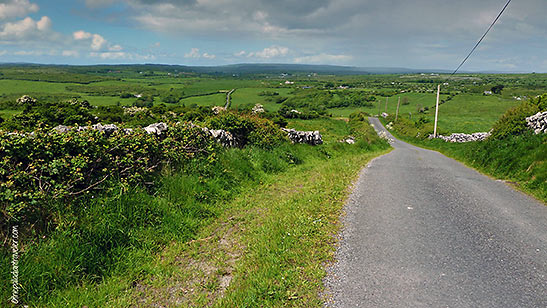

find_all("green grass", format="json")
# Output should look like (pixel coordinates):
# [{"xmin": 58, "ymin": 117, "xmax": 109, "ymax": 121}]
[
  {"xmin": 1, "ymin": 117, "xmax": 389, "ymax": 307},
  {"xmin": 0, "ymin": 109, "xmax": 20, "ymax": 119},
  {"xmin": 287, "ymin": 118, "xmax": 350, "ymax": 144},
  {"xmin": 80, "ymin": 95, "xmax": 136, "ymax": 106},
  {"xmin": 431, "ymin": 94, "xmax": 520, "ymax": 132},
  {"xmin": 0, "ymin": 80, "xmax": 74, "ymax": 93},
  {"xmin": 0, "ymin": 76, "xmax": 520, "ymax": 135},
  {"xmin": 179, "ymin": 92, "xmax": 226, "ymax": 107},
  {"xmin": 370, "ymin": 93, "xmax": 518, "ymax": 132},
  {"xmin": 328, "ymin": 106, "xmax": 368, "ymax": 117},
  {"xmin": 330, "ymin": 93, "xmax": 519, "ymax": 133},
  {"xmin": 230, "ymin": 88, "xmax": 293, "ymax": 112}
]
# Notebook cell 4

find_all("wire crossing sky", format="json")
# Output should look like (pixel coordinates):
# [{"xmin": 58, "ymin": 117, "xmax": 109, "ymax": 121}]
[
  {"xmin": 0, "ymin": 0, "xmax": 545, "ymax": 72},
  {"xmin": 451, "ymin": 0, "xmax": 513, "ymax": 75}
]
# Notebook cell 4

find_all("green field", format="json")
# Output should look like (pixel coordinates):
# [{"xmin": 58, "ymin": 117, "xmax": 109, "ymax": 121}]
[
  {"xmin": 330, "ymin": 93, "xmax": 520, "ymax": 133},
  {"xmin": 230, "ymin": 87, "xmax": 293, "ymax": 112},
  {"xmin": 1, "ymin": 67, "xmax": 544, "ymax": 135},
  {"xmin": 431, "ymin": 94, "xmax": 520, "ymax": 132},
  {"xmin": 180, "ymin": 92, "xmax": 226, "ymax": 107},
  {"xmin": 1, "ymin": 65, "xmax": 546, "ymax": 306}
]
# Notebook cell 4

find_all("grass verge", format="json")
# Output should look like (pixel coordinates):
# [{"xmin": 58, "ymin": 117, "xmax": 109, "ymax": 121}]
[{"xmin": 2, "ymin": 116, "xmax": 390, "ymax": 307}]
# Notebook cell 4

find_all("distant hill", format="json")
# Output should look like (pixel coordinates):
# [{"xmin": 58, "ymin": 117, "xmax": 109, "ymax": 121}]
[
  {"xmin": 0, "ymin": 62, "xmax": 458, "ymax": 75},
  {"xmin": 155, "ymin": 63, "xmax": 455, "ymax": 75}
]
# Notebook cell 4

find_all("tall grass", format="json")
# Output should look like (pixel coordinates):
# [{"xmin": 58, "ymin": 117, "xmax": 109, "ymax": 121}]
[{"xmin": 1, "ymin": 116, "xmax": 388, "ymax": 306}]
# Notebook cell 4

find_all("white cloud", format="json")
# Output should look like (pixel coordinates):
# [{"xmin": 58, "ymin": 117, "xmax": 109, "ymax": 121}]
[
  {"xmin": 184, "ymin": 47, "xmax": 200, "ymax": 58},
  {"xmin": 91, "ymin": 34, "xmax": 106, "ymax": 50},
  {"xmin": 293, "ymin": 53, "xmax": 352, "ymax": 64},
  {"xmin": 0, "ymin": 0, "xmax": 39, "ymax": 20},
  {"xmin": 109, "ymin": 44, "xmax": 122, "ymax": 51},
  {"xmin": 202, "ymin": 52, "xmax": 215, "ymax": 59},
  {"xmin": 0, "ymin": 1, "xmax": 136, "ymax": 62},
  {"xmin": 184, "ymin": 48, "xmax": 215, "ymax": 59},
  {"xmin": 248, "ymin": 46, "xmax": 289, "ymax": 59},
  {"xmin": 73, "ymin": 30, "xmax": 113, "ymax": 51},
  {"xmin": 36, "ymin": 15, "xmax": 50, "ymax": 30},
  {"xmin": 91, "ymin": 51, "xmax": 127, "ymax": 59},
  {"xmin": 234, "ymin": 50, "xmax": 246, "ymax": 57},
  {"xmin": 0, "ymin": 16, "xmax": 52, "ymax": 40},
  {"xmin": 90, "ymin": 51, "xmax": 156, "ymax": 61},
  {"xmin": 73, "ymin": 30, "xmax": 92, "ymax": 40}
]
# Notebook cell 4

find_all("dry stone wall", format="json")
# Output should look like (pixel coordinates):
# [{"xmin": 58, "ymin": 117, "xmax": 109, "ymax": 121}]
[
  {"xmin": 281, "ymin": 128, "xmax": 323, "ymax": 145},
  {"xmin": 526, "ymin": 111, "xmax": 547, "ymax": 134},
  {"xmin": 429, "ymin": 132, "xmax": 491, "ymax": 143}
]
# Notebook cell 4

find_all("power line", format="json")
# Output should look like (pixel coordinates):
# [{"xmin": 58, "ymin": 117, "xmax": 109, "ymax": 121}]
[{"xmin": 450, "ymin": 0, "xmax": 512, "ymax": 76}]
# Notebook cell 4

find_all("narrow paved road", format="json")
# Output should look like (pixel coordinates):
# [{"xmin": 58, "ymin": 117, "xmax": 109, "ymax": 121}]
[
  {"xmin": 224, "ymin": 88, "xmax": 235, "ymax": 109},
  {"xmin": 324, "ymin": 118, "xmax": 546, "ymax": 308}
]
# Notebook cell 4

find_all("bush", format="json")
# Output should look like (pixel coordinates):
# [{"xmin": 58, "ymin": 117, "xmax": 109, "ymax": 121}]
[
  {"xmin": 2, "ymin": 99, "xmax": 96, "ymax": 131},
  {"xmin": 489, "ymin": 96, "xmax": 544, "ymax": 140},
  {"xmin": 272, "ymin": 116, "xmax": 288, "ymax": 128},
  {"xmin": 0, "ymin": 123, "xmax": 218, "ymax": 237},
  {"xmin": 206, "ymin": 112, "xmax": 287, "ymax": 148}
]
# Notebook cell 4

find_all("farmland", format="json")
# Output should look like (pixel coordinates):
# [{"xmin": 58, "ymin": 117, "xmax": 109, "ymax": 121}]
[
  {"xmin": 1, "ymin": 64, "xmax": 546, "ymax": 307},
  {"xmin": 2, "ymin": 65, "xmax": 545, "ymax": 133}
]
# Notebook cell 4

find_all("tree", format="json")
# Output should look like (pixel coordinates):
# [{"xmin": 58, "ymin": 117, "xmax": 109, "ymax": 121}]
[{"xmin": 491, "ymin": 85, "xmax": 504, "ymax": 94}]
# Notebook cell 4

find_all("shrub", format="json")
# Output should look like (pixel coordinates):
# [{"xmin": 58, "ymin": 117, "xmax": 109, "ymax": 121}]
[
  {"xmin": 206, "ymin": 112, "xmax": 287, "ymax": 148},
  {"xmin": 272, "ymin": 116, "xmax": 288, "ymax": 128},
  {"xmin": 0, "ymin": 123, "xmax": 218, "ymax": 237},
  {"xmin": 2, "ymin": 99, "xmax": 96, "ymax": 131},
  {"xmin": 490, "ymin": 100, "xmax": 540, "ymax": 140}
]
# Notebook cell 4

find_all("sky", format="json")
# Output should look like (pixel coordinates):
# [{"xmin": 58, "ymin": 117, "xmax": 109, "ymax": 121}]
[{"xmin": 0, "ymin": 0, "xmax": 546, "ymax": 71}]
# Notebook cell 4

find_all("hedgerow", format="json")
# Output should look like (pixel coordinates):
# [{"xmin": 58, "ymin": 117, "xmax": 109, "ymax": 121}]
[{"xmin": 0, "ymin": 123, "xmax": 219, "ymax": 238}]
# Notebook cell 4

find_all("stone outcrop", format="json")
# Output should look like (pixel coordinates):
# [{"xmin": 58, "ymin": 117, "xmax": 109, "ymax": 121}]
[
  {"xmin": 53, "ymin": 125, "xmax": 71, "ymax": 134},
  {"xmin": 143, "ymin": 122, "xmax": 168, "ymax": 135},
  {"xmin": 526, "ymin": 111, "xmax": 547, "ymax": 134},
  {"xmin": 211, "ymin": 106, "xmax": 226, "ymax": 115},
  {"xmin": 16, "ymin": 95, "xmax": 37, "ymax": 105},
  {"xmin": 429, "ymin": 132, "xmax": 490, "ymax": 143},
  {"xmin": 251, "ymin": 104, "xmax": 265, "ymax": 114},
  {"xmin": 92, "ymin": 123, "xmax": 119, "ymax": 135},
  {"xmin": 340, "ymin": 136, "xmax": 355, "ymax": 144},
  {"xmin": 201, "ymin": 127, "xmax": 236, "ymax": 147},
  {"xmin": 282, "ymin": 128, "xmax": 323, "ymax": 145}
]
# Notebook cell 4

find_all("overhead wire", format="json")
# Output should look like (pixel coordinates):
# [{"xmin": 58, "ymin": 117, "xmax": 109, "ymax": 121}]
[{"xmin": 450, "ymin": 0, "xmax": 513, "ymax": 76}]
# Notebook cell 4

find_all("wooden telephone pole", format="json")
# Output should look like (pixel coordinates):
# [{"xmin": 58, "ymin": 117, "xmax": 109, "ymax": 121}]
[
  {"xmin": 395, "ymin": 97, "xmax": 401, "ymax": 121},
  {"xmin": 433, "ymin": 84, "xmax": 441, "ymax": 137},
  {"xmin": 378, "ymin": 99, "xmax": 381, "ymax": 116},
  {"xmin": 384, "ymin": 97, "xmax": 388, "ymax": 113}
]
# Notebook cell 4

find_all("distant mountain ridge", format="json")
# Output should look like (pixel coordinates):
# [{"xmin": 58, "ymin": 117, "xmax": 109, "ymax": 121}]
[{"xmin": 0, "ymin": 62, "xmax": 526, "ymax": 75}]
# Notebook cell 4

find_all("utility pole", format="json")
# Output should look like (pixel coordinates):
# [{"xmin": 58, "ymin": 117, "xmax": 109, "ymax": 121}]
[
  {"xmin": 395, "ymin": 97, "xmax": 401, "ymax": 121},
  {"xmin": 378, "ymin": 99, "xmax": 381, "ymax": 116},
  {"xmin": 385, "ymin": 97, "xmax": 388, "ymax": 113},
  {"xmin": 433, "ymin": 84, "xmax": 441, "ymax": 137}
]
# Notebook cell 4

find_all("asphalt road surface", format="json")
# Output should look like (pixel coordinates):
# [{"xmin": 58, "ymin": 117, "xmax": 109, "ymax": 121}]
[{"xmin": 324, "ymin": 117, "xmax": 546, "ymax": 308}]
